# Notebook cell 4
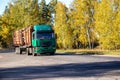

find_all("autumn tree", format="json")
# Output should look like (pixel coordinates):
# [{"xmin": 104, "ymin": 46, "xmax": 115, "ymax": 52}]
[
  {"xmin": 110, "ymin": 0, "xmax": 120, "ymax": 49},
  {"xmin": 94, "ymin": 0, "xmax": 120, "ymax": 49},
  {"xmin": 69, "ymin": 0, "xmax": 96, "ymax": 49},
  {"xmin": 24, "ymin": 0, "xmax": 40, "ymax": 26},
  {"xmin": 11, "ymin": 0, "xmax": 40, "ymax": 27},
  {"xmin": 0, "ymin": 6, "xmax": 14, "ymax": 48},
  {"xmin": 54, "ymin": 2, "xmax": 72, "ymax": 49},
  {"xmin": 47, "ymin": 0, "xmax": 57, "ymax": 25}
]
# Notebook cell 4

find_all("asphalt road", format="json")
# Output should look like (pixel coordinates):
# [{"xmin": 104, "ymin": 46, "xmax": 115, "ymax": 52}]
[{"xmin": 0, "ymin": 50, "xmax": 120, "ymax": 80}]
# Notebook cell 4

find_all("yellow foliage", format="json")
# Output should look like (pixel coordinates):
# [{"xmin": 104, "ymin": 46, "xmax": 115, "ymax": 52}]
[
  {"xmin": 54, "ymin": 2, "xmax": 73, "ymax": 49},
  {"xmin": 94, "ymin": 0, "xmax": 120, "ymax": 49}
]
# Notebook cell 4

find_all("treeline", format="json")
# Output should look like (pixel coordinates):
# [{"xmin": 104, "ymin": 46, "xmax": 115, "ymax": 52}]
[
  {"xmin": 55, "ymin": 0, "xmax": 120, "ymax": 50},
  {"xmin": 0, "ymin": 0, "xmax": 120, "ymax": 50}
]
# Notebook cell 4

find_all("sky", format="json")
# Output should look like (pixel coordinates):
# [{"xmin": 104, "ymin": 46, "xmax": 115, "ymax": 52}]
[{"xmin": 0, "ymin": 0, "xmax": 73, "ymax": 15}]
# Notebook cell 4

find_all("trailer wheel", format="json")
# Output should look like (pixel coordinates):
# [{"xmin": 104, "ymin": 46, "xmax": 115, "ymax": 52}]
[
  {"xmin": 15, "ymin": 47, "xmax": 22, "ymax": 54},
  {"xmin": 15, "ymin": 47, "xmax": 18, "ymax": 54},
  {"xmin": 26, "ymin": 48, "xmax": 30, "ymax": 55},
  {"xmin": 20, "ymin": 49, "xmax": 22, "ymax": 54}
]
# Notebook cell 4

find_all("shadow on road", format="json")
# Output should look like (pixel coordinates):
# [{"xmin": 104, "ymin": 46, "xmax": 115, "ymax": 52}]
[
  {"xmin": 0, "ymin": 61, "xmax": 120, "ymax": 79},
  {"xmin": 0, "ymin": 49, "xmax": 14, "ymax": 53}
]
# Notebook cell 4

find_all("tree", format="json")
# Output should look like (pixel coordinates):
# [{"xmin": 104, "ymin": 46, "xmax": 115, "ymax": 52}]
[
  {"xmin": 94, "ymin": 0, "xmax": 120, "ymax": 49},
  {"xmin": 24, "ymin": 0, "xmax": 40, "ymax": 26},
  {"xmin": 111, "ymin": 0, "xmax": 120, "ymax": 49},
  {"xmin": 69, "ymin": 0, "xmax": 96, "ymax": 49},
  {"xmin": 54, "ymin": 2, "xmax": 72, "ymax": 49},
  {"xmin": 0, "ymin": 6, "xmax": 14, "ymax": 48},
  {"xmin": 47, "ymin": 0, "xmax": 57, "ymax": 25},
  {"xmin": 39, "ymin": 0, "xmax": 50, "ymax": 24}
]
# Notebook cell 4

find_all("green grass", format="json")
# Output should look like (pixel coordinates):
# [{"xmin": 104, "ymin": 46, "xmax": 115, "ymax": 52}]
[{"xmin": 56, "ymin": 49, "xmax": 120, "ymax": 55}]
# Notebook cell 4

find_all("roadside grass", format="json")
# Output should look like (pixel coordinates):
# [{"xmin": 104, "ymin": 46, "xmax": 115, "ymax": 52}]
[{"xmin": 56, "ymin": 49, "xmax": 120, "ymax": 55}]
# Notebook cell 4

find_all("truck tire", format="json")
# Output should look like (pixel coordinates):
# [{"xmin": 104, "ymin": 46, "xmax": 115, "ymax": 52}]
[
  {"xmin": 26, "ymin": 48, "xmax": 31, "ymax": 55},
  {"xmin": 32, "ymin": 48, "xmax": 37, "ymax": 56},
  {"xmin": 15, "ymin": 47, "xmax": 18, "ymax": 54},
  {"xmin": 33, "ymin": 53, "xmax": 37, "ymax": 56},
  {"xmin": 33, "ymin": 52, "xmax": 37, "ymax": 56},
  {"xmin": 20, "ymin": 48, "xmax": 22, "ymax": 54},
  {"xmin": 15, "ymin": 47, "xmax": 22, "ymax": 54}
]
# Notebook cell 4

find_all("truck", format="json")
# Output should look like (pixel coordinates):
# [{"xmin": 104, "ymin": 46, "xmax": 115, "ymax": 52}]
[{"xmin": 13, "ymin": 24, "xmax": 56, "ymax": 56}]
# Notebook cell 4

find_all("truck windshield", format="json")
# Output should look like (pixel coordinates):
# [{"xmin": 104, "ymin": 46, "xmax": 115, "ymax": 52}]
[{"xmin": 36, "ymin": 32, "xmax": 54, "ymax": 39}]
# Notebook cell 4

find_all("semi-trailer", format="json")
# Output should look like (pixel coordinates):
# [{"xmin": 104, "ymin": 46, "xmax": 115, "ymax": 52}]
[{"xmin": 13, "ymin": 24, "xmax": 56, "ymax": 56}]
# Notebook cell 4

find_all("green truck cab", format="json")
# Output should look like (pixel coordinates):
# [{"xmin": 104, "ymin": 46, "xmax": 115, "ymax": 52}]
[
  {"xmin": 13, "ymin": 24, "xmax": 56, "ymax": 56},
  {"xmin": 32, "ymin": 24, "xmax": 56, "ymax": 55}
]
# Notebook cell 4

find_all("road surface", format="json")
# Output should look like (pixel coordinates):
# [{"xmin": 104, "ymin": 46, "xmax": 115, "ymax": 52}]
[{"xmin": 0, "ymin": 50, "xmax": 120, "ymax": 80}]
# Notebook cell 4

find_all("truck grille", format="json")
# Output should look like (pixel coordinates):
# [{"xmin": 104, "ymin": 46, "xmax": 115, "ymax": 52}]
[{"xmin": 40, "ymin": 41, "xmax": 51, "ymax": 47}]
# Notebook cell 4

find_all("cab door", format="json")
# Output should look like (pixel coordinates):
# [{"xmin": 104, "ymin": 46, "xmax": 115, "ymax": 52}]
[{"xmin": 32, "ymin": 32, "xmax": 36, "ymax": 46}]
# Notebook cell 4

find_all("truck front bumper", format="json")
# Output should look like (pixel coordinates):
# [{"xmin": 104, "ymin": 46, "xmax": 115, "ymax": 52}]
[{"xmin": 34, "ymin": 47, "xmax": 56, "ymax": 54}]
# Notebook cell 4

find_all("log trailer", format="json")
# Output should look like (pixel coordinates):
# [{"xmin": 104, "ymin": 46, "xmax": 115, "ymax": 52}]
[{"xmin": 13, "ymin": 24, "xmax": 56, "ymax": 56}]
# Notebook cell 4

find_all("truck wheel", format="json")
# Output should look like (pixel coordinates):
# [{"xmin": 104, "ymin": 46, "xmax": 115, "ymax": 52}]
[
  {"xmin": 26, "ymin": 48, "xmax": 30, "ymax": 55},
  {"xmin": 15, "ymin": 47, "xmax": 18, "ymax": 54},
  {"xmin": 33, "ymin": 53, "xmax": 37, "ymax": 56},
  {"xmin": 20, "ymin": 49, "xmax": 22, "ymax": 54},
  {"xmin": 33, "ymin": 52, "xmax": 37, "ymax": 56},
  {"xmin": 15, "ymin": 47, "xmax": 22, "ymax": 54},
  {"xmin": 32, "ymin": 48, "xmax": 37, "ymax": 56}
]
